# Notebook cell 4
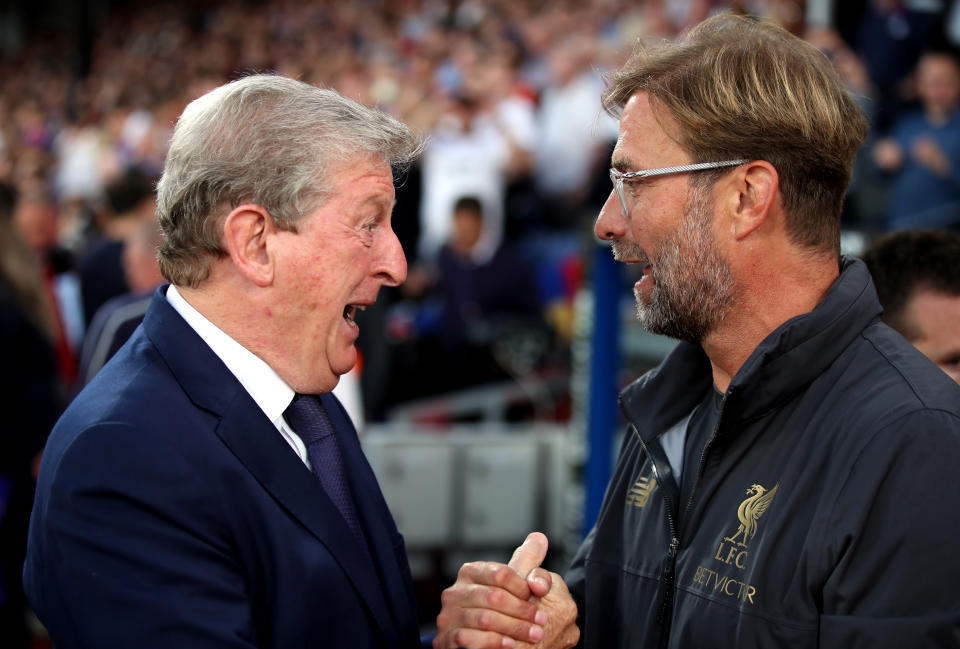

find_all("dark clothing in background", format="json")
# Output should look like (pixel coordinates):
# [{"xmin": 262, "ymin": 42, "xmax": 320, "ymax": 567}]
[
  {"xmin": 435, "ymin": 242, "xmax": 542, "ymax": 353},
  {"xmin": 77, "ymin": 290, "xmax": 152, "ymax": 386},
  {"xmin": 77, "ymin": 235, "xmax": 128, "ymax": 327},
  {"xmin": 0, "ymin": 285, "xmax": 60, "ymax": 649}
]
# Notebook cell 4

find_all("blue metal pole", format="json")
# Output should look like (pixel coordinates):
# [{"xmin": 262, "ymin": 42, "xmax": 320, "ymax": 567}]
[{"xmin": 584, "ymin": 242, "xmax": 621, "ymax": 536}]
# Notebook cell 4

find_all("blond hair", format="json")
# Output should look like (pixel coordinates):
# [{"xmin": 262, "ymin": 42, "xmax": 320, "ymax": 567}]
[{"xmin": 604, "ymin": 14, "xmax": 868, "ymax": 254}]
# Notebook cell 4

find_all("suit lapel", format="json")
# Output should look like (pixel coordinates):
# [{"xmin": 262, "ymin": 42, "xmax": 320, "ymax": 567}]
[{"xmin": 142, "ymin": 289, "xmax": 399, "ymax": 645}]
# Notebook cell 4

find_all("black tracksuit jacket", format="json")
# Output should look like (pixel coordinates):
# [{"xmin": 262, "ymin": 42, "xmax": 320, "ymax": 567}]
[{"xmin": 567, "ymin": 258, "xmax": 960, "ymax": 648}]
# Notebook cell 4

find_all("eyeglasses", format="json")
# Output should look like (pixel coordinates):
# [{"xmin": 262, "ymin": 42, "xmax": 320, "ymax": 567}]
[{"xmin": 609, "ymin": 160, "xmax": 747, "ymax": 216}]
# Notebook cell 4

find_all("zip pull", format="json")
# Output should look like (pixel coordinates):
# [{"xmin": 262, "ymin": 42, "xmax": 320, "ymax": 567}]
[{"xmin": 667, "ymin": 536, "xmax": 679, "ymax": 559}]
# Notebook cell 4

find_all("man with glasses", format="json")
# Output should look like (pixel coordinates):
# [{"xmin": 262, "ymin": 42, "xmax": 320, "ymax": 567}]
[{"xmin": 435, "ymin": 14, "xmax": 960, "ymax": 649}]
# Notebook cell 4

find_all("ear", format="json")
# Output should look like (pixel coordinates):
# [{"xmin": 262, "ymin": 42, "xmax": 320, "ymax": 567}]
[
  {"xmin": 221, "ymin": 204, "xmax": 276, "ymax": 287},
  {"xmin": 726, "ymin": 160, "xmax": 778, "ymax": 241}
]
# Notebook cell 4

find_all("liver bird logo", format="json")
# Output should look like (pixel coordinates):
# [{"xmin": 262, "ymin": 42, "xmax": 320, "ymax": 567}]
[{"xmin": 723, "ymin": 483, "xmax": 779, "ymax": 548}]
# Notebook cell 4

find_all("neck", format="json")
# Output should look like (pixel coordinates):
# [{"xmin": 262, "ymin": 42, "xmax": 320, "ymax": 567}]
[
  {"xmin": 175, "ymin": 269, "xmax": 272, "ymax": 360},
  {"xmin": 701, "ymin": 247, "xmax": 839, "ymax": 393},
  {"xmin": 926, "ymin": 104, "xmax": 956, "ymax": 126}
]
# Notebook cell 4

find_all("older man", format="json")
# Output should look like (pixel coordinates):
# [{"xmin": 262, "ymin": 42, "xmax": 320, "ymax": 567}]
[
  {"xmin": 25, "ymin": 75, "xmax": 435, "ymax": 649},
  {"xmin": 437, "ymin": 15, "xmax": 960, "ymax": 649}
]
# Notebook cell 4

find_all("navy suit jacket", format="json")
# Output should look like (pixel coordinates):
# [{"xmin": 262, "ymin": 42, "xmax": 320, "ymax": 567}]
[{"xmin": 25, "ymin": 287, "xmax": 424, "ymax": 648}]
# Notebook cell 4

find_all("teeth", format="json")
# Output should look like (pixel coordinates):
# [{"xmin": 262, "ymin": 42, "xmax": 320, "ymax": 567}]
[{"xmin": 357, "ymin": 305, "xmax": 366, "ymax": 311}]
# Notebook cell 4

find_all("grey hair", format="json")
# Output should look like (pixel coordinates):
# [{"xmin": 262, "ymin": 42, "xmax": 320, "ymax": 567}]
[{"xmin": 156, "ymin": 74, "xmax": 424, "ymax": 287}]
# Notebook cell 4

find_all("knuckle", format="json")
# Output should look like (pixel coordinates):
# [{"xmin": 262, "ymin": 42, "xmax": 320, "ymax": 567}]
[
  {"xmin": 490, "ymin": 565, "xmax": 511, "ymax": 587},
  {"xmin": 453, "ymin": 629, "xmax": 474, "ymax": 648},
  {"xmin": 476, "ymin": 610, "xmax": 493, "ymax": 630},
  {"xmin": 440, "ymin": 587, "xmax": 455, "ymax": 606},
  {"xmin": 488, "ymin": 588, "xmax": 507, "ymax": 609}
]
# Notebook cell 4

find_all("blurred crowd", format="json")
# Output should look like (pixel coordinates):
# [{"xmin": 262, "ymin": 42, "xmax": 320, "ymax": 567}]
[{"xmin": 2, "ymin": 0, "xmax": 960, "ymax": 421}]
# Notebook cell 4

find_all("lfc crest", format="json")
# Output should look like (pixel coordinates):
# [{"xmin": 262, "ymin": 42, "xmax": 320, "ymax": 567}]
[
  {"xmin": 713, "ymin": 482, "xmax": 779, "ymax": 570},
  {"xmin": 724, "ymin": 483, "xmax": 779, "ymax": 548}
]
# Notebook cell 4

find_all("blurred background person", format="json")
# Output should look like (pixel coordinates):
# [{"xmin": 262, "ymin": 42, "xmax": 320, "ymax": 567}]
[
  {"xmin": 863, "ymin": 228, "xmax": 960, "ymax": 384},
  {"xmin": 533, "ymin": 33, "xmax": 618, "ymax": 232},
  {"xmin": 847, "ymin": 0, "xmax": 942, "ymax": 133},
  {"xmin": 389, "ymin": 195, "xmax": 546, "ymax": 400},
  {"xmin": 0, "ymin": 181, "xmax": 63, "ymax": 649},
  {"xmin": 11, "ymin": 178, "xmax": 82, "ymax": 384},
  {"xmin": 418, "ymin": 88, "xmax": 510, "ymax": 266},
  {"xmin": 873, "ymin": 50, "xmax": 960, "ymax": 231},
  {"xmin": 76, "ymin": 167, "xmax": 156, "ymax": 329},
  {"xmin": 77, "ymin": 218, "xmax": 163, "ymax": 386}
]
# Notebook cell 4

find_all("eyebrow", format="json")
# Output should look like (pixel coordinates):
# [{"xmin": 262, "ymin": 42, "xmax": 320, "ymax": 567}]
[{"xmin": 611, "ymin": 155, "xmax": 640, "ymax": 172}]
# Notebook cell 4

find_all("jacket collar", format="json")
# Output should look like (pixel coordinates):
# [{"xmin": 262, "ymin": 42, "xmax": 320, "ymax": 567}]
[
  {"xmin": 621, "ymin": 257, "xmax": 882, "ymax": 439},
  {"xmin": 141, "ymin": 286, "xmax": 411, "ymax": 646}
]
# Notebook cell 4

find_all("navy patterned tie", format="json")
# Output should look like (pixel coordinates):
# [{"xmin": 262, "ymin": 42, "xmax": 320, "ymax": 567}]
[{"xmin": 284, "ymin": 393, "xmax": 370, "ymax": 554}]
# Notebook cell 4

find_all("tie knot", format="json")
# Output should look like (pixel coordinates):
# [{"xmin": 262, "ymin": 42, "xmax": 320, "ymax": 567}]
[{"xmin": 284, "ymin": 393, "xmax": 336, "ymax": 444}]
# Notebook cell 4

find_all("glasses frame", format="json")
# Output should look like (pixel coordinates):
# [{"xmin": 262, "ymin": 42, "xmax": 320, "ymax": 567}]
[{"xmin": 609, "ymin": 160, "xmax": 748, "ymax": 216}]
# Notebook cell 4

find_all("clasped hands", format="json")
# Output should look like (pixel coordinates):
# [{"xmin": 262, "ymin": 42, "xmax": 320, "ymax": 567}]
[{"xmin": 433, "ymin": 532, "xmax": 579, "ymax": 649}]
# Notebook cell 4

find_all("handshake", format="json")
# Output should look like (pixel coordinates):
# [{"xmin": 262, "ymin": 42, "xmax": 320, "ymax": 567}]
[{"xmin": 433, "ymin": 533, "xmax": 580, "ymax": 649}]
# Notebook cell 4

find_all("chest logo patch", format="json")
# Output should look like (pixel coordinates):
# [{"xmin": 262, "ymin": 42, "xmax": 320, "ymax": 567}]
[
  {"xmin": 713, "ymin": 482, "xmax": 780, "ymax": 570},
  {"xmin": 626, "ymin": 476, "xmax": 657, "ymax": 508},
  {"xmin": 724, "ymin": 483, "xmax": 779, "ymax": 549}
]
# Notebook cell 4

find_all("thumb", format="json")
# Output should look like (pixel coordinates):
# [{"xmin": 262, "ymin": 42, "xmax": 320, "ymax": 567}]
[{"xmin": 508, "ymin": 532, "xmax": 548, "ymax": 579}]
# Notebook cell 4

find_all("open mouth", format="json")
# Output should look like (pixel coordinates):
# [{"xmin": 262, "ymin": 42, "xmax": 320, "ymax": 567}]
[{"xmin": 343, "ymin": 304, "xmax": 366, "ymax": 326}]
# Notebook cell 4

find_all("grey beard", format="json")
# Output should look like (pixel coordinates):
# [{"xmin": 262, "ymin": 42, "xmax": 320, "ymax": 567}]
[{"xmin": 615, "ymin": 188, "xmax": 737, "ymax": 343}]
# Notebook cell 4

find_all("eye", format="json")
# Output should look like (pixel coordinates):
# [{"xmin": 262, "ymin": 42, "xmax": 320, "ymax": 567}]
[{"xmin": 623, "ymin": 177, "xmax": 648, "ymax": 197}]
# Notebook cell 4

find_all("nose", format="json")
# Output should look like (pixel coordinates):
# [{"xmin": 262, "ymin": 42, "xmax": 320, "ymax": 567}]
[
  {"xmin": 374, "ymin": 225, "xmax": 407, "ymax": 287},
  {"xmin": 595, "ymin": 191, "xmax": 626, "ymax": 241}
]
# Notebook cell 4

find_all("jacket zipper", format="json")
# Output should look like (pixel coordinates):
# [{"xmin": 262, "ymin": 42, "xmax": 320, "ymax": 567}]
[
  {"xmin": 628, "ymin": 387, "xmax": 732, "ymax": 648},
  {"xmin": 629, "ymin": 424, "xmax": 680, "ymax": 648},
  {"xmin": 682, "ymin": 389, "xmax": 731, "ymax": 526}
]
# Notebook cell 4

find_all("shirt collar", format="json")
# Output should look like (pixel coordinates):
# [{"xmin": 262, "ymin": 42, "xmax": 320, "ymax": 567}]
[{"xmin": 166, "ymin": 285, "xmax": 295, "ymax": 422}]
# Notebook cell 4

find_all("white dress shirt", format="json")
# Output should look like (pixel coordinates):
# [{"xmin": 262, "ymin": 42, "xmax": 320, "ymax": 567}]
[{"xmin": 166, "ymin": 285, "xmax": 311, "ymax": 468}]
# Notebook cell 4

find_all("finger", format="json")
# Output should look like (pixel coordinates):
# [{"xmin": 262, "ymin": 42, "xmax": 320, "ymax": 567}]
[
  {"xmin": 456, "ymin": 607, "xmax": 546, "ymax": 644},
  {"xmin": 458, "ymin": 561, "xmax": 536, "ymax": 601},
  {"xmin": 507, "ymin": 532, "xmax": 548, "ymax": 579},
  {"xmin": 435, "ymin": 628, "xmax": 511, "ymax": 649},
  {"xmin": 559, "ymin": 623, "xmax": 581, "ymax": 649},
  {"xmin": 444, "ymin": 627, "xmax": 522, "ymax": 649},
  {"xmin": 526, "ymin": 567, "xmax": 551, "ymax": 599},
  {"xmin": 440, "ymin": 583, "xmax": 542, "ymax": 622},
  {"xmin": 543, "ymin": 571, "xmax": 570, "ymax": 597}
]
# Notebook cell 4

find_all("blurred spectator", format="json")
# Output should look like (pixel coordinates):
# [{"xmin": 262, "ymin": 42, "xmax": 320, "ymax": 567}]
[
  {"xmin": 77, "ymin": 167, "xmax": 156, "ymax": 326},
  {"xmin": 863, "ymin": 229, "xmax": 960, "ymax": 384},
  {"xmin": 418, "ymin": 90, "xmax": 510, "ymax": 265},
  {"xmin": 851, "ymin": 0, "xmax": 942, "ymax": 132},
  {"xmin": 435, "ymin": 196, "xmax": 544, "ymax": 359},
  {"xmin": 873, "ymin": 51, "xmax": 960, "ymax": 230},
  {"xmin": 534, "ymin": 33, "xmax": 617, "ymax": 230},
  {"xmin": 804, "ymin": 26, "xmax": 884, "ymax": 228},
  {"xmin": 391, "ymin": 196, "xmax": 546, "ymax": 399},
  {"xmin": 3, "ymin": 0, "xmax": 953, "ymax": 420},
  {"xmin": 77, "ymin": 218, "xmax": 163, "ymax": 386},
  {"xmin": 12, "ymin": 179, "xmax": 82, "ymax": 382},
  {"xmin": 0, "ymin": 181, "xmax": 62, "ymax": 649}
]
